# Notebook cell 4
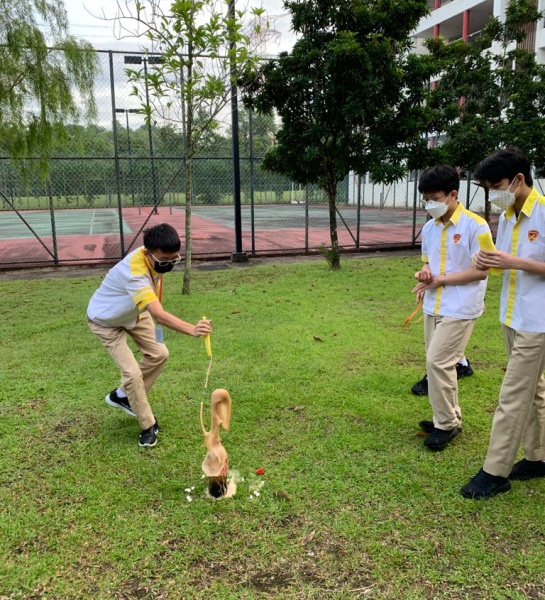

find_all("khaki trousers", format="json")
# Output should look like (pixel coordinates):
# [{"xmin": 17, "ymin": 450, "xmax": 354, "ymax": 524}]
[
  {"xmin": 483, "ymin": 326, "xmax": 545, "ymax": 477},
  {"xmin": 88, "ymin": 312, "xmax": 169, "ymax": 430},
  {"xmin": 424, "ymin": 314, "xmax": 476, "ymax": 430}
]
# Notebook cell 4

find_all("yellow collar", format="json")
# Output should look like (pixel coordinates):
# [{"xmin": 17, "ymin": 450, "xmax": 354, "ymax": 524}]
[
  {"xmin": 505, "ymin": 187, "xmax": 541, "ymax": 219},
  {"xmin": 435, "ymin": 201, "xmax": 462, "ymax": 225}
]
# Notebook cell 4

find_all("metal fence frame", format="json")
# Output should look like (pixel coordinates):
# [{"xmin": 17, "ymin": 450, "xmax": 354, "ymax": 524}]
[{"xmin": 0, "ymin": 48, "xmax": 498, "ymax": 269}]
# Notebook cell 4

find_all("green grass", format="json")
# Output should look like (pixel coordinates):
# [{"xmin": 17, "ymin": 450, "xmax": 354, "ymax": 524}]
[{"xmin": 1, "ymin": 256, "xmax": 544, "ymax": 599}]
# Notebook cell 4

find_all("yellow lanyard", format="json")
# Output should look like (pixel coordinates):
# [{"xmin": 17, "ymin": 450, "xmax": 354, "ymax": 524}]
[{"xmin": 403, "ymin": 299, "xmax": 423, "ymax": 328}]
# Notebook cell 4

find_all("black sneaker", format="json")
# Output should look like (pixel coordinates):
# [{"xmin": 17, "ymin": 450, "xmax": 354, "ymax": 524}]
[
  {"xmin": 139, "ymin": 420, "xmax": 160, "ymax": 448},
  {"xmin": 418, "ymin": 420, "xmax": 435, "ymax": 434},
  {"xmin": 456, "ymin": 361, "xmax": 474, "ymax": 379},
  {"xmin": 423, "ymin": 426, "xmax": 461, "ymax": 450},
  {"xmin": 509, "ymin": 458, "xmax": 545, "ymax": 481},
  {"xmin": 411, "ymin": 375, "xmax": 428, "ymax": 396},
  {"xmin": 460, "ymin": 468, "xmax": 511, "ymax": 499},
  {"xmin": 105, "ymin": 390, "xmax": 136, "ymax": 417}
]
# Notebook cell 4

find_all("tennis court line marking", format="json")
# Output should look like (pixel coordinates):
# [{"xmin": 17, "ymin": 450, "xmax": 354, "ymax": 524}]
[{"xmin": 89, "ymin": 210, "xmax": 96, "ymax": 235}]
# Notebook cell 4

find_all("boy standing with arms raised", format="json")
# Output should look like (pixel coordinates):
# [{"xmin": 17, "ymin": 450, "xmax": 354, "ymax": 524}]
[
  {"xmin": 461, "ymin": 148, "xmax": 545, "ymax": 499},
  {"xmin": 412, "ymin": 166, "xmax": 490, "ymax": 450}
]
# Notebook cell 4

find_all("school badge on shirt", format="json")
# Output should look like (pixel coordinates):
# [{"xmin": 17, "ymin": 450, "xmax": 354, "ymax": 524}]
[
  {"xmin": 453, "ymin": 234, "xmax": 461, "ymax": 244},
  {"xmin": 528, "ymin": 230, "xmax": 539, "ymax": 242}
]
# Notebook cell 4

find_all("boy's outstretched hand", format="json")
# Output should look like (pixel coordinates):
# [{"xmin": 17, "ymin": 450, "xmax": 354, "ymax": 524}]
[
  {"xmin": 194, "ymin": 319, "xmax": 212, "ymax": 338},
  {"xmin": 473, "ymin": 249, "xmax": 513, "ymax": 271}
]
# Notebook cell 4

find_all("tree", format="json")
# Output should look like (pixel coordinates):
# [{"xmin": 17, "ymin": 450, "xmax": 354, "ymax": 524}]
[
  {"xmin": 109, "ymin": 0, "xmax": 264, "ymax": 293},
  {"xmin": 0, "ymin": 0, "xmax": 98, "ymax": 174},
  {"xmin": 419, "ymin": 0, "xmax": 545, "ymax": 210},
  {"xmin": 238, "ymin": 107, "xmax": 277, "ymax": 158},
  {"xmin": 241, "ymin": 0, "xmax": 432, "ymax": 269}
]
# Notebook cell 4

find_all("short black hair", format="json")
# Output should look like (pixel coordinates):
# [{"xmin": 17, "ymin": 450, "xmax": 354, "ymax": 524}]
[
  {"xmin": 418, "ymin": 166, "xmax": 460, "ymax": 195},
  {"xmin": 474, "ymin": 147, "xmax": 533, "ymax": 186},
  {"xmin": 143, "ymin": 223, "xmax": 181, "ymax": 252}
]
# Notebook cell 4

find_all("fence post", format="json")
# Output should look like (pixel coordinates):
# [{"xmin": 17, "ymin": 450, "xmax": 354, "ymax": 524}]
[
  {"xmin": 356, "ymin": 174, "xmax": 361, "ymax": 250},
  {"xmin": 229, "ymin": 0, "xmax": 247, "ymax": 263},
  {"xmin": 249, "ymin": 107, "xmax": 256, "ymax": 255},
  {"xmin": 109, "ymin": 50, "xmax": 125, "ymax": 257},
  {"xmin": 47, "ymin": 180, "xmax": 59, "ymax": 264},
  {"xmin": 305, "ymin": 185, "xmax": 309, "ymax": 253},
  {"xmin": 411, "ymin": 172, "xmax": 418, "ymax": 246}
]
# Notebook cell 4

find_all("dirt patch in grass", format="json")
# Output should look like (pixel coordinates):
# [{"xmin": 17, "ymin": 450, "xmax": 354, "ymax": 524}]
[{"xmin": 248, "ymin": 567, "xmax": 295, "ymax": 591}]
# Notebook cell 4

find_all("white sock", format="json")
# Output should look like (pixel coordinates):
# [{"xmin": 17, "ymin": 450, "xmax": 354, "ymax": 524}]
[
  {"xmin": 116, "ymin": 388, "xmax": 127, "ymax": 398},
  {"xmin": 458, "ymin": 357, "xmax": 468, "ymax": 367}
]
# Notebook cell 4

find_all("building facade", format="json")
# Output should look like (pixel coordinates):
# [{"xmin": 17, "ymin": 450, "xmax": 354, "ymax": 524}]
[{"xmin": 412, "ymin": 0, "xmax": 542, "ymax": 60}]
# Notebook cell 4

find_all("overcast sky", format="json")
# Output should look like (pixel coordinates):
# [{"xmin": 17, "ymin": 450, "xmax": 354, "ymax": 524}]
[
  {"xmin": 62, "ymin": 1, "xmax": 296, "ymax": 128},
  {"xmin": 64, "ymin": 0, "xmax": 297, "ymax": 55}
]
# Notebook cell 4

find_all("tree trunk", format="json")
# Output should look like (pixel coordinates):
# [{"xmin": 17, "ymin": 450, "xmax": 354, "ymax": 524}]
[
  {"xmin": 182, "ymin": 44, "xmax": 194, "ymax": 295},
  {"xmin": 326, "ymin": 174, "xmax": 340, "ymax": 270}
]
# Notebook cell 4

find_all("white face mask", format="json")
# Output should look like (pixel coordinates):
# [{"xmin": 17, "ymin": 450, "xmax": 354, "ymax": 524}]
[
  {"xmin": 488, "ymin": 178, "xmax": 517, "ymax": 209},
  {"xmin": 425, "ymin": 200, "xmax": 449, "ymax": 219}
]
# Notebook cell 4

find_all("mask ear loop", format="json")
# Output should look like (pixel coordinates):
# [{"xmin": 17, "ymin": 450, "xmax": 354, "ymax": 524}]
[{"xmin": 510, "ymin": 175, "xmax": 522, "ymax": 195}]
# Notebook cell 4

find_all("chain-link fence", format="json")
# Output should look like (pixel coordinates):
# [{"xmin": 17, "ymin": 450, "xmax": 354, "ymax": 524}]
[{"xmin": 0, "ymin": 48, "xmax": 496, "ymax": 269}]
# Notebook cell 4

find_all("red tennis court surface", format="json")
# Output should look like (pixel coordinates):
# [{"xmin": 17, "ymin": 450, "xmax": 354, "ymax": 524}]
[{"xmin": 1, "ymin": 204, "xmax": 492, "ymax": 269}]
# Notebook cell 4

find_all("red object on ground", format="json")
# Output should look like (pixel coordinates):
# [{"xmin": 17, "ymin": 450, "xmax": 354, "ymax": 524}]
[{"xmin": 256, "ymin": 468, "xmax": 265, "ymax": 475}]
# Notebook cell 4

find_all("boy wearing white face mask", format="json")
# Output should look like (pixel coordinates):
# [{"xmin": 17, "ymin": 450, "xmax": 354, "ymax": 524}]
[
  {"xmin": 412, "ymin": 166, "xmax": 491, "ymax": 451},
  {"xmin": 461, "ymin": 147, "xmax": 545, "ymax": 500}
]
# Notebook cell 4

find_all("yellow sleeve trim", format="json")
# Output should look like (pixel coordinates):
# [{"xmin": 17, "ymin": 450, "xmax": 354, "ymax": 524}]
[
  {"xmin": 132, "ymin": 288, "xmax": 158, "ymax": 310},
  {"xmin": 129, "ymin": 249, "xmax": 149, "ymax": 277}
]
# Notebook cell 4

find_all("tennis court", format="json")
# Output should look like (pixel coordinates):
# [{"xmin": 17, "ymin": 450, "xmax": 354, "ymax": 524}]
[
  {"xmin": 187, "ymin": 205, "xmax": 426, "ymax": 230},
  {"xmin": 0, "ymin": 204, "xmax": 429, "ymax": 268},
  {"xmin": 0, "ymin": 209, "xmax": 132, "ymax": 240}
]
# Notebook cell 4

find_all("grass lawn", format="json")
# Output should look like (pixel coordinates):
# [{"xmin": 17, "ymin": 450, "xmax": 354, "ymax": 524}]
[{"xmin": 1, "ymin": 256, "xmax": 544, "ymax": 599}]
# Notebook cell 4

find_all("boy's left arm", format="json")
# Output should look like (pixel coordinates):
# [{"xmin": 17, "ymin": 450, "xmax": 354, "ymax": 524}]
[
  {"xmin": 413, "ymin": 266, "xmax": 487, "ymax": 296},
  {"xmin": 471, "ymin": 219, "xmax": 545, "ymax": 275},
  {"xmin": 476, "ymin": 250, "xmax": 545, "ymax": 276},
  {"xmin": 413, "ymin": 224, "xmax": 489, "ymax": 295}
]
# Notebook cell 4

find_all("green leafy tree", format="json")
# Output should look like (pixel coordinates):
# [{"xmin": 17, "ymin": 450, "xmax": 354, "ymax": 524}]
[
  {"xmin": 0, "ymin": 0, "xmax": 98, "ymax": 174},
  {"xmin": 420, "ymin": 0, "xmax": 545, "ymax": 216},
  {"xmin": 112, "ymin": 0, "xmax": 264, "ymax": 293},
  {"xmin": 238, "ymin": 108, "xmax": 277, "ymax": 158},
  {"xmin": 241, "ymin": 0, "xmax": 432, "ymax": 268},
  {"xmin": 47, "ymin": 124, "xmax": 114, "ymax": 205}
]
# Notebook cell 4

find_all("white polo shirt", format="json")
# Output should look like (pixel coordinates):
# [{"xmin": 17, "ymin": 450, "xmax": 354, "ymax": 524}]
[
  {"xmin": 421, "ymin": 203, "xmax": 490, "ymax": 320},
  {"xmin": 495, "ymin": 188, "xmax": 545, "ymax": 332},
  {"xmin": 87, "ymin": 247, "xmax": 161, "ymax": 329}
]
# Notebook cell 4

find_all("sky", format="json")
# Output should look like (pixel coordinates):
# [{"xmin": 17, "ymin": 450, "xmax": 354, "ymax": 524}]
[
  {"xmin": 62, "ymin": 0, "xmax": 297, "ymax": 128},
  {"xmin": 64, "ymin": 0, "xmax": 297, "ymax": 55}
]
